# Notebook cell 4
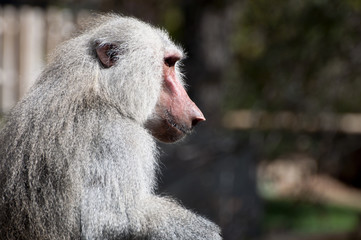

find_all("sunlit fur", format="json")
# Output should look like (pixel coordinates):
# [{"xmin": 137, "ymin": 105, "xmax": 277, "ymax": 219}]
[{"xmin": 0, "ymin": 15, "xmax": 221, "ymax": 239}]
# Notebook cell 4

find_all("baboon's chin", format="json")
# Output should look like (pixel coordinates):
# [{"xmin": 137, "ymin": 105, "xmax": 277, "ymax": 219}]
[{"xmin": 145, "ymin": 117, "xmax": 190, "ymax": 143}]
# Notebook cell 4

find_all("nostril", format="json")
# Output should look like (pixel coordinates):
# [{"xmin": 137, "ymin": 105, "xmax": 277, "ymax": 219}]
[{"xmin": 192, "ymin": 116, "xmax": 206, "ymax": 127}]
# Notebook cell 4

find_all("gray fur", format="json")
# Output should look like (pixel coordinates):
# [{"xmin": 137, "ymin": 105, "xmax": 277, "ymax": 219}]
[{"xmin": 0, "ymin": 15, "xmax": 221, "ymax": 239}]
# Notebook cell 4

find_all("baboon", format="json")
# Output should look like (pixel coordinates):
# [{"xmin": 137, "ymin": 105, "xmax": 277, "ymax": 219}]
[{"xmin": 0, "ymin": 15, "xmax": 221, "ymax": 239}]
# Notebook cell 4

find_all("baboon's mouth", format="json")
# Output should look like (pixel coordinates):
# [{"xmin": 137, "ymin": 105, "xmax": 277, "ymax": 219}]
[
  {"xmin": 165, "ymin": 111, "xmax": 192, "ymax": 135},
  {"xmin": 166, "ymin": 119, "xmax": 189, "ymax": 135}
]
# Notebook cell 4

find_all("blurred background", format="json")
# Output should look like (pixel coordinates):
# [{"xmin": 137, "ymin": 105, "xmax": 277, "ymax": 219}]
[{"xmin": 2, "ymin": 0, "xmax": 361, "ymax": 239}]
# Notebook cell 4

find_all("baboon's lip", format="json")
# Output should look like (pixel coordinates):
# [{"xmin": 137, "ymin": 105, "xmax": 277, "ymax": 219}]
[
  {"xmin": 166, "ymin": 119, "xmax": 189, "ymax": 135},
  {"xmin": 165, "ymin": 111, "xmax": 192, "ymax": 135}
]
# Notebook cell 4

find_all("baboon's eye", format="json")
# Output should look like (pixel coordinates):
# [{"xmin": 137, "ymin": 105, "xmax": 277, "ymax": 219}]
[{"xmin": 164, "ymin": 56, "xmax": 179, "ymax": 67}]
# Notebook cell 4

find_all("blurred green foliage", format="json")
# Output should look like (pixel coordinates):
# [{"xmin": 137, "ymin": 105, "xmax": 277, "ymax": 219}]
[
  {"xmin": 226, "ymin": 0, "xmax": 361, "ymax": 113},
  {"xmin": 264, "ymin": 200, "xmax": 359, "ymax": 234},
  {"xmin": 163, "ymin": 5, "xmax": 184, "ymax": 40}
]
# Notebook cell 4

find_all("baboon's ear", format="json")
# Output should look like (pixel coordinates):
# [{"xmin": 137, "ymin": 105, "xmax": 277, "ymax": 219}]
[{"xmin": 95, "ymin": 42, "xmax": 120, "ymax": 68}]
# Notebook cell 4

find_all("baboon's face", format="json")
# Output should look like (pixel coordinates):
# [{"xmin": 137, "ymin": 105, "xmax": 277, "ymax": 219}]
[
  {"xmin": 145, "ymin": 51, "xmax": 205, "ymax": 143},
  {"xmin": 94, "ymin": 19, "xmax": 204, "ymax": 143}
]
